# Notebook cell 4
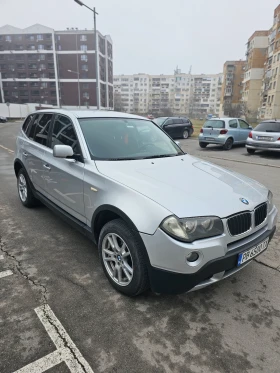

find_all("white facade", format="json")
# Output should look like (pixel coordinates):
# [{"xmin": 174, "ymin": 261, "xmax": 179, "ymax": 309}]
[{"xmin": 113, "ymin": 72, "xmax": 223, "ymax": 116}]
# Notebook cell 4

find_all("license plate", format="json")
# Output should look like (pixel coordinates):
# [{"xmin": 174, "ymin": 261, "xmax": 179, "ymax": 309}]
[
  {"xmin": 237, "ymin": 238, "xmax": 269, "ymax": 266},
  {"xmin": 205, "ymin": 137, "xmax": 214, "ymax": 141},
  {"xmin": 257, "ymin": 136, "xmax": 274, "ymax": 141}
]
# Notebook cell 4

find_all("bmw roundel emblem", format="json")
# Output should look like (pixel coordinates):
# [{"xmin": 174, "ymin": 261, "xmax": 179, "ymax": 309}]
[{"xmin": 240, "ymin": 198, "xmax": 249, "ymax": 205}]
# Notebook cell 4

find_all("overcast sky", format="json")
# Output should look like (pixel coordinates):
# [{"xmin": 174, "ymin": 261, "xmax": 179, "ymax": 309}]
[{"xmin": 1, "ymin": 0, "xmax": 279, "ymax": 75}]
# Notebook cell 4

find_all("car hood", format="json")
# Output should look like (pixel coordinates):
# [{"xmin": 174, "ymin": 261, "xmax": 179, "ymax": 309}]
[{"xmin": 95, "ymin": 154, "xmax": 268, "ymax": 218}]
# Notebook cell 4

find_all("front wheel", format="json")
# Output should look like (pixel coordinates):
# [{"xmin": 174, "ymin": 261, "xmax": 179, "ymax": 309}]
[
  {"xmin": 223, "ymin": 138, "xmax": 233, "ymax": 150},
  {"xmin": 98, "ymin": 219, "xmax": 149, "ymax": 296},
  {"xmin": 199, "ymin": 142, "xmax": 208, "ymax": 148},
  {"xmin": 247, "ymin": 148, "xmax": 255, "ymax": 155},
  {"xmin": 182, "ymin": 130, "xmax": 189, "ymax": 139},
  {"xmin": 17, "ymin": 168, "xmax": 39, "ymax": 207}
]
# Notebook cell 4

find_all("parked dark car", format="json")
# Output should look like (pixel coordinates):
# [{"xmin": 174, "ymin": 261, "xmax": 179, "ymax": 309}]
[
  {"xmin": 154, "ymin": 117, "xmax": 194, "ymax": 139},
  {"xmin": 0, "ymin": 116, "xmax": 7, "ymax": 123}
]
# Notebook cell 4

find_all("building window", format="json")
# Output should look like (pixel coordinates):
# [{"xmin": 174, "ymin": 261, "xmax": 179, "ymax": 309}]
[
  {"xmin": 37, "ymin": 34, "xmax": 43, "ymax": 41},
  {"xmin": 273, "ymin": 81, "xmax": 276, "ymax": 89},
  {"xmin": 15, "ymin": 35, "xmax": 22, "ymax": 41},
  {"xmin": 81, "ymin": 64, "xmax": 88, "ymax": 71},
  {"xmin": 38, "ymin": 44, "xmax": 44, "ymax": 50},
  {"xmin": 80, "ymin": 35, "xmax": 87, "ymax": 41},
  {"xmin": 81, "ymin": 54, "xmax": 88, "ymax": 61},
  {"xmin": 41, "ymin": 82, "xmax": 48, "ymax": 88},
  {"xmin": 83, "ymin": 83, "xmax": 89, "ymax": 89},
  {"xmin": 5, "ymin": 35, "xmax": 12, "ymax": 42},
  {"xmin": 80, "ymin": 45, "xmax": 87, "ymax": 51},
  {"xmin": 39, "ymin": 64, "xmax": 46, "ymax": 70},
  {"xmin": 39, "ymin": 54, "xmax": 45, "ymax": 60},
  {"xmin": 83, "ymin": 92, "xmax": 89, "ymax": 99},
  {"xmin": 58, "ymin": 45, "xmax": 61, "ymax": 50}
]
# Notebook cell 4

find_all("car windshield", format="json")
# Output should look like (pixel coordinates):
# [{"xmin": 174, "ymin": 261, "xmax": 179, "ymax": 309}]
[
  {"xmin": 203, "ymin": 120, "xmax": 225, "ymax": 128},
  {"xmin": 153, "ymin": 117, "xmax": 168, "ymax": 126},
  {"xmin": 254, "ymin": 122, "xmax": 280, "ymax": 133},
  {"xmin": 78, "ymin": 118, "xmax": 184, "ymax": 160}
]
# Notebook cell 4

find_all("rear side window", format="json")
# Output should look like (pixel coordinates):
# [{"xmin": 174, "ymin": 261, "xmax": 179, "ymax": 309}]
[
  {"xmin": 229, "ymin": 119, "xmax": 238, "ymax": 128},
  {"xmin": 33, "ymin": 114, "xmax": 53, "ymax": 146},
  {"xmin": 203, "ymin": 120, "xmax": 225, "ymax": 128},
  {"xmin": 51, "ymin": 115, "xmax": 80, "ymax": 154},
  {"xmin": 254, "ymin": 122, "xmax": 280, "ymax": 132},
  {"xmin": 165, "ymin": 119, "xmax": 173, "ymax": 125},
  {"xmin": 173, "ymin": 118, "xmax": 183, "ymax": 124},
  {"xmin": 22, "ymin": 115, "xmax": 34, "ymax": 134}
]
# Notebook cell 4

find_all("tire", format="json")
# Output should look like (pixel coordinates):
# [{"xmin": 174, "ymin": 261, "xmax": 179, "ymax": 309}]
[
  {"xmin": 98, "ymin": 219, "xmax": 149, "ymax": 296},
  {"xmin": 17, "ymin": 168, "xmax": 39, "ymax": 207},
  {"xmin": 182, "ymin": 130, "xmax": 189, "ymax": 139},
  {"xmin": 247, "ymin": 148, "xmax": 255, "ymax": 155},
  {"xmin": 223, "ymin": 138, "xmax": 233, "ymax": 150},
  {"xmin": 199, "ymin": 142, "xmax": 208, "ymax": 148}
]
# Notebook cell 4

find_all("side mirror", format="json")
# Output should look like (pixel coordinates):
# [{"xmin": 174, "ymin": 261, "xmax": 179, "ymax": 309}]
[
  {"xmin": 53, "ymin": 144, "xmax": 74, "ymax": 158},
  {"xmin": 248, "ymin": 126, "xmax": 253, "ymax": 130}
]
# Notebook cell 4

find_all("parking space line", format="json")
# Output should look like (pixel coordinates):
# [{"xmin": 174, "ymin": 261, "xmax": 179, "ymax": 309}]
[
  {"xmin": 0, "ymin": 270, "xmax": 13, "ymax": 278},
  {"xmin": 35, "ymin": 304, "xmax": 94, "ymax": 373},
  {"xmin": 14, "ymin": 349, "xmax": 65, "ymax": 373},
  {"xmin": 0, "ymin": 144, "xmax": 14, "ymax": 154},
  {"xmin": 0, "ymin": 254, "xmax": 4, "ymax": 260},
  {"xmin": 200, "ymin": 154, "xmax": 280, "ymax": 169}
]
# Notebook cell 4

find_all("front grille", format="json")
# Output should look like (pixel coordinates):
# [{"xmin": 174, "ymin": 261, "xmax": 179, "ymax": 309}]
[
  {"xmin": 255, "ymin": 203, "xmax": 267, "ymax": 227},
  {"xmin": 227, "ymin": 212, "xmax": 251, "ymax": 236}
]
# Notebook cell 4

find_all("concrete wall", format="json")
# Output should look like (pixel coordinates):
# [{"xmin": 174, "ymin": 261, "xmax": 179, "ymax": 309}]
[{"xmin": 0, "ymin": 103, "xmax": 55, "ymax": 118}]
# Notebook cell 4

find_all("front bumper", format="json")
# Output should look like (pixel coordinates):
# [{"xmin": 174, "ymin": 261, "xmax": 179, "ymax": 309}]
[
  {"xmin": 146, "ymin": 226, "xmax": 276, "ymax": 294},
  {"xmin": 246, "ymin": 142, "xmax": 280, "ymax": 152}
]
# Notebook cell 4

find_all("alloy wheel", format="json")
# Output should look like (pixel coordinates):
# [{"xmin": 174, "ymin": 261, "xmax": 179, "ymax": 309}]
[
  {"xmin": 101, "ymin": 233, "xmax": 133, "ymax": 286},
  {"xmin": 18, "ymin": 174, "xmax": 28, "ymax": 202}
]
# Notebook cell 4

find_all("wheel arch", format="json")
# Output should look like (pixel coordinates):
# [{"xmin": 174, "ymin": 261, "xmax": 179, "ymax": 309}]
[{"xmin": 14, "ymin": 158, "xmax": 25, "ymax": 177}]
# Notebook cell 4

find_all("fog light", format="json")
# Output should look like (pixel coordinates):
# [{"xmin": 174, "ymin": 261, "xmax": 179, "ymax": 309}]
[{"xmin": 186, "ymin": 252, "xmax": 199, "ymax": 263}]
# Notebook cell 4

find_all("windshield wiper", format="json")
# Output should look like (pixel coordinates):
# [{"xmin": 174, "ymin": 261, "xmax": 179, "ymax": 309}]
[
  {"xmin": 265, "ymin": 130, "xmax": 279, "ymax": 133},
  {"xmin": 142, "ymin": 154, "xmax": 179, "ymax": 159}
]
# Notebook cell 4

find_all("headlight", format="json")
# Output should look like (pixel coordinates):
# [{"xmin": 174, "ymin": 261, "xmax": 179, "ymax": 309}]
[
  {"xmin": 160, "ymin": 216, "xmax": 224, "ymax": 243},
  {"xmin": 268, "ymin": 190, "xmax": 274, "ymax": 213}
]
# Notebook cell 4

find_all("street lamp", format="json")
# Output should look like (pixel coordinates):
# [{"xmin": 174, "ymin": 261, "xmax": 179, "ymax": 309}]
[
  {"xmin": 68, "ymin": 69, "xmax": 81, "ymax": 109},
  {"xmin": 74, "ymin": 0, "xmax": 100, "ymax": 110}
]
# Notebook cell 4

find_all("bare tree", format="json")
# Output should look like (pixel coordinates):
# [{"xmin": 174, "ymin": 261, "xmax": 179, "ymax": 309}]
[
  {"xmin": 114, "ymin": 92, "xmax": 125, "ymax": 112},
  {"xmin": 161, "ymin": 107, "xmax": 173, "ymax": 117}
]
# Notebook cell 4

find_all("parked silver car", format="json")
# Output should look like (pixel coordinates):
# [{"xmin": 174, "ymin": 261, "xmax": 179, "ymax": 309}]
[
  {"xmin": 199, "ymin": 118, "xmax": 252, "ymax": 150},
  {"xmin": 14, "ymin": 110, "xmax": 278, "ymax": 296},
  {"xmin": 246, "ymin": 120, "xmax": 280, "ymax": 154}
]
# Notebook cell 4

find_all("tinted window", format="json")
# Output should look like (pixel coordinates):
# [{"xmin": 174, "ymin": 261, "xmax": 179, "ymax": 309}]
[
  {"xmin": 28, "ymin": 114, "xmax": 39, "ymax": 140},
  {"xmin": 229, "ymin": 119, "xmax": 238, "ymax": 128},
  {"xmin": 153, "ymin": 117, "xmax": 168, "ymax": 126},
  {"xmin": 173, "ymin": 118, "xmax": 183, "ymax": 124},
  {"xmin": 22, "ymin": 115, "xmax": 34, "ymax": 134},
  {"xmin": 165, "ymin": 119, "xmax": 173, "ymax": 125},
  {"xmin": 51, "ymin": 115, "xmax": 80, "ymax": 153},
  {"xmin": 203, "ymin": 120, "xmax": 225, "ymax": 128},
  {"xmin": 254, "ymin": 122, "xmax": 280, "ymax": 132},
  {"xmin": 33, "ymin": 114, "xmax": 52, "ymax": 146},
  {"xmin": 239, "ymin": 119, "xmax": 250, "ymax": 129},
  {"xmin": 79, "ymin": 118, "xmax": 183, "ymax": 160}
]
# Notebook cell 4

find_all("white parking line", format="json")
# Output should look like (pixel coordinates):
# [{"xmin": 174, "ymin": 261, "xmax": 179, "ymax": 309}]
[
  {"xmin": 13, "ymin": 304, "xmax": 94, "ymax": 373},
  {"xmin": 0, "ymin": 270, "xmax": 13, "ymax": 278},
  {"xmin": 0, "ymin": 254, "xmax": 4, "ymax": 260},
  {"xmin": 0, "ymin": 144, "xmax": 14, "ymax": 154}
]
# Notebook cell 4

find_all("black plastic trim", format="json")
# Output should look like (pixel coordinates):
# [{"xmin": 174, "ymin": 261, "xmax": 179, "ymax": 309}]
[{"xmin": 148, "ymin": 226, "xmax": 276, "ymax": 295}]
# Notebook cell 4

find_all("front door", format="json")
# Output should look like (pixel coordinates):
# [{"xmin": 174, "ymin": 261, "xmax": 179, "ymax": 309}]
[
  {"xmin": 162, "ymin": 119, "xmax": 175, "ymax": 137},
  {"xmin": 238, "ymin": 119, "xmax": 251, "ymax": 143},
  {"xmin": 44, "ymin": 114, "xmax": 86, "ymax": 222},
  {"xmin": 172, "ymin": 118, "xmax": 184, "ymax": 137}
]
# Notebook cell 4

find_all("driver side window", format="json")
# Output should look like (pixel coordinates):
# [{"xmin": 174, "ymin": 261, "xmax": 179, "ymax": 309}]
[
  {"xmin": 51, "ymin": 115, "xmax": 81, "ymax": 154},
  {"xmin": 229, "ymin": 119, "xmax": 238, "ymax": 128},
  {"xmin": 239, "ymin": 119, "xmax": 250, "ymax": 129},
  {"xmin": 165, "ymin": 119, "xmax": 173, "ymax": 125}
]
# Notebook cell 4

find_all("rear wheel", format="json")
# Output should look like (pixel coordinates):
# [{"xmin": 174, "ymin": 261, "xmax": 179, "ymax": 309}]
[
  {"xmin": 182, "ymin": 130, "xmax": 189, "ymax": 139},
  {"xmin": 199, "ymin": 142, "xmax": 208, "ymax": 148},
  {"xmin": 223, "ymin": 138, "xmax": 233, "ymax": 150},
  {"xmin": 17, "ymin": 168, "xmax": 39, "ymax": 207},
  {"xmin": 98, "ymin": 219, "xmax": 149, "ymax": 296},
  {"xmin": 247, "ymin": 148, "xmax": 255, "ymax": 155}
]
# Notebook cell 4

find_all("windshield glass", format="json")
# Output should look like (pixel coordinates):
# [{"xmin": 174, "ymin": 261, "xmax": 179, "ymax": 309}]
[
  {"xmin": 79, "ymin": 118, "xmax": 184, "ymax": 160},
  {"xmin": 203, "ymin": 120, "xmax": 225, "ymax": 129},
  {"xmin": 254, "ymin": 122, "xmax": 280, "ymax": 133},
  {"xmin": 153, "ymin": 117, "xmax": 168, "ymax": 126}
]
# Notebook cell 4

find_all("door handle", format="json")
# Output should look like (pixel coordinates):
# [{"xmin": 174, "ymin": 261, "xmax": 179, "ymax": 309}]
[
  {"xmin": 23, "ymin": 152, "xmax": 28, "ymax": 157},
  {"xmin": 43, "ymin": 164, "xmax": 51, "ymax": 170}
]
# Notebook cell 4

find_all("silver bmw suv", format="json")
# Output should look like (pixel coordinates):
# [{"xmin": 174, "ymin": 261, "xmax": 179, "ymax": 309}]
[{"xmin": 14, "ymin": 110, "xmax": 278, "ymax": 296}]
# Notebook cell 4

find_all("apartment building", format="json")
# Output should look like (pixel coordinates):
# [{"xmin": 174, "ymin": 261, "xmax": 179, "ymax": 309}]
[
  {"xmin": 0, "ymin": 24, "xmax": 113, "ymax": 109},
  {"xmin": 219, "ymin": 60, "xmax": 245, "ymax": 117},
  {"xmin": 113, "ymin": 70, "xmax": 222, "ymax": 117},
  {"xmin": 259, "ymin": 5, "xmax": 280, "ymax": 119},
  {"xmin": 242, "ymin": 31, "xmax": 268, "ymax": 121}
]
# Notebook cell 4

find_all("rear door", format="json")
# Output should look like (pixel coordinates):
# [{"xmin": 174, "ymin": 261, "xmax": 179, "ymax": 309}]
[
  {"xmin": 238, "ymin": 119, "xmax": 251, "ymax": 143},
  {"xmin": 43, "ymin": 114, "xmax": 86, "ymax": 222},
  {"xmin": 23, "ymin": 113, "xmax": 53, "ymax": 194},
  {"xmin": 228, "ymin": 119, "xmax": 239, "ymax": 142}
]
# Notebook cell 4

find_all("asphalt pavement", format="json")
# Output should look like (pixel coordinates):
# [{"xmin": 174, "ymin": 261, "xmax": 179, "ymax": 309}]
[{"xmin": 0, "ymin": 122, "xmax": 280, "ymax": 373}]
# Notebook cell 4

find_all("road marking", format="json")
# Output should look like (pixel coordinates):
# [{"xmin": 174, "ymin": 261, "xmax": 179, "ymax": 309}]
[
  {"xmin": 0, "ymin": 270, "xmax": 13, "ymax": 278},
  {"xmin": 0, "ymin": 144, "xmax": 14, "ymax": 153},
  {"xmin": 0, "ymin": 254, "xmax": 4, "ymax": 260},
  {"xmin": 14, "ymin": 304, "xmax": 94, "ymax": 373}
]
